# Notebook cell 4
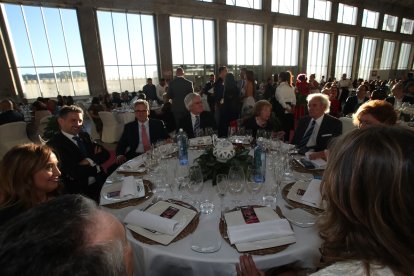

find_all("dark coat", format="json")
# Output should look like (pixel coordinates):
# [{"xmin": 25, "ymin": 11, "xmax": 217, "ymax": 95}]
[{"xmin": 177, "ymin": 111, "xmax": 216, "ymax": 139}]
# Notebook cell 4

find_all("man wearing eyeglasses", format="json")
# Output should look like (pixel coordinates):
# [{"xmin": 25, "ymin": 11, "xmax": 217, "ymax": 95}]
[{"xmin": 115, "ymin": 99, "xmax": 170, "ymax": 164}]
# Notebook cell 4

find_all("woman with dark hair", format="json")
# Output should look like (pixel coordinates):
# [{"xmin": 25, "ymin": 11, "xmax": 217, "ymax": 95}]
[
  {"xmin": 0, "ymin": 143, "xmax": 61, "ymax": 226},
  {"xmin": 237, "ymin": 126, "xmax": 414, "ymax": 275},
  {"xmin": 295, "ymin": 73, "xmax": 309, "ymax": 119},
  {"xmin": 241, "ymin": 70, "xmax": 256, "ymax": 118}
]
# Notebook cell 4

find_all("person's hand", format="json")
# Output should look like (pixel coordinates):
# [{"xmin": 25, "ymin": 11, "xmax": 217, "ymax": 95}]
[
  {"xmin": 116, "ymin": 155, "xmax": 127, "ymax": 164},
  {"xmin": 94, "ymin": 145, "xmax": 102, "ymax": 155},
  {"xmin": 236, "ymin": 255, "xmax": 264, "ymax": 276}
]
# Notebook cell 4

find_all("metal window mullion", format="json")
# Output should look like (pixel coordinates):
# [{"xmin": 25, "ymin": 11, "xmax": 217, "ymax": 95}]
[
  {"xmin": 40, "ymin": 7, "xmax": 59, "ymax": 96},
  {"xmin": 180, "ymin": 17, "xmax": 185, "ymax": 66},
  {"xmin": 59, "ymin": 8, "xmax": 76, "ymax": 95},
  {"xmin": 110, "ymin": 12, "xmax": 122, "ymax": 91},
  {"xmin": 139, "ymin": 14, "xmax": 147, "ymax": 80},
  {"xmin": 202, "ymin": 20, "xmax": 206, "ymax": 65},
  {"xmin": 125, "ymin": 13, "xmax": 135, "ymax": 91},
  {"xmin": 191, "ymin": 18, "xmax": 195, "ymax": 65},
  {"xmin": 21, "ymin": 5, "xmax": 43, "ymax": 97}
]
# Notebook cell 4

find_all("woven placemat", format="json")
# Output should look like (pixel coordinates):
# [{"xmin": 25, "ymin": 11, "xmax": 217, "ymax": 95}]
[
  {"xmin": 291, "ymin": 159, "xmax": 324, "ymax": 177},
  {"xmin": 101, "ymin": 180, "xmax": 153, "ymax": 209},
  {"xmin": 282, "ymin": 183, "xmax": 323, "ymax": 216},
  {"xmin": 219, "ymin": 205, "xmax": 292, "ymax": 255},
  {"xmin": 131, "ymin": 199, "xmax": 200, "ymax": 245}
]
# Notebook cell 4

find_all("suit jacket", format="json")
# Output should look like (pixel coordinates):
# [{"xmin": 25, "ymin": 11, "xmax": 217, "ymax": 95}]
[
  {"xmin": 292, "ymin": 114, "xmax": 342, "ymax": 152},
  {"xmin": 343, "ymin": 96, "xmax": 369, "ymax": 115},
  {"xmin": 178, "ymin": 111, "xmax": 216, "ymax": 139},
  {"xmin": 386, "ymin": 95, "xmax": 414, "ymax": 105},
  {"xmin": 168, "ymin": 76, "xmax": 194, "ymax": 113},
  {"xmin": 0, "ymin": 110, "xmax": 24, "ymax": 125},
  {"xmin": 47, "ymin": 131, "xmax": 109, "ymax": 195},
  {"xmin": 116, "ymin": 119, "xmax": 170, "ymax": 159}
]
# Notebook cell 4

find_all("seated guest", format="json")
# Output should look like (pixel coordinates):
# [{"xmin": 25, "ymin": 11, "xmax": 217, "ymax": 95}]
[
  {"xmin": 178, "ymin": 92, "xmax": 216, "ymax": 138},
  {"xmin": 353, "ymin": 100, "xmax": 397, "ymax": 129},
  {"xmin": 386, "ymin": 82, "xmax": 414, "ymax": 108},
  {"xmin": 0, "ymin": 99, "xmax": 24, "ymax": 125},
  {"xmin": 342, "ymin": 84, "xmax": 369, "ymax": 116},
  {"xmin": 0, "ymin": 144, "xmax": 61, "ymax": 226},
  {"xmin": 328, "ymin": 85, "xmax": 341, "ymax": 118},
  {"xmin": 47, "ymin": 106, "xmax": 110, "ymax": 203},
  {"xmin": 237, "ymin": 126, "xmax": 414, "ymax": 275},
  {"xmin": 244, "ymin": 100, "xmax": 282, "ymax": 139},
  {"xmin": 87, "ymin": 96, "xmax": 105, "ymax": 133},
  {"xmin": 0, "ymin": 194, "xmax": 133, "ymax": 276},
  {"xmin": 155, "ymin": 93, "xmax": 176, "ymax": 133},
  {"xmin": 292, "ymin": 93, "xmax": 342, "ymax": 154},
  {"xmin": 116, "ymin": 99, "xmax": 170, "ymax": 164}
]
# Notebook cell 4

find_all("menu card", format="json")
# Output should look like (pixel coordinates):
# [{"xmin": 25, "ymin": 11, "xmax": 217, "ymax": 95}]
[
  {"xmin": 287, "ymin": 179, "xmax": 324, "ymax": 209},
  {"xmin": 117, "ymin": 155, "xmax": 146, "ymax": 173},
  {"xmin": 125, "ymin": 200, "xmax": 197, "ymax": 245},
  {"xmin": 224, "ymin": 207, "xmax": 296, "ymax": 252}
]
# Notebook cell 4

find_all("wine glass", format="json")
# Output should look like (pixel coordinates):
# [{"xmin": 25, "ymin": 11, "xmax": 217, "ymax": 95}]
[
  {"xmin": 188, "ymin": 165, "xmax": 204, "ymax": 208},
  {"xmin": 246, "ymin": 166, "xmax": 264, "ymax": 203},
  {"xmin": 216, "ymin": 174, "xmax": 228, "ymax": 210},
  {"xmin": 228, "ymin": 166, "xmax": 245, "ymax": 206}
]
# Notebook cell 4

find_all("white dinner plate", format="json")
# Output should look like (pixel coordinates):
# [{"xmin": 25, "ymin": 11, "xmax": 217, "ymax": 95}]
[
  {"xmin": 284, "ymin": 208, "xmax": 316, "ymax": 228},
  {"xmin": 101, "ymin": 180, "xmax": 145, "ymax": 201}
]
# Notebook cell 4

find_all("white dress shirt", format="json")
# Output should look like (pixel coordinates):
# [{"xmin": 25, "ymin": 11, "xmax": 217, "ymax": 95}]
[{"xmin": 275, "ymin": 82, "xmax": 296, "ymax": 110}]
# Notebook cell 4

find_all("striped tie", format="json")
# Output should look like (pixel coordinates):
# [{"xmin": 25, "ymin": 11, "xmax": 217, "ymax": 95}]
[
  {"xmin": 298, "ymin": 120, "xmax": 316, "ymax": 151},
  {"xmin": 194, "ymin": 115, "xmax": 202, "ymax": 137}
]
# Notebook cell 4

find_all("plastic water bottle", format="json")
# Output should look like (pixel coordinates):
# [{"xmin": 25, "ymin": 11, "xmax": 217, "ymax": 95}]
[
  {"xmin": 254, "ymin": 137, "xmax": 266, "ymax": 182},
  {"xmin": 177, "ymin": 128, "xmax": 188, "ymax": 165}
]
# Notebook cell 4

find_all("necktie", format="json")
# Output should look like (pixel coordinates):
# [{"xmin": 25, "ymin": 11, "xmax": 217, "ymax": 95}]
[
  {"xmin": 194, "ymin": 115, "xmax": 202, "ymax": 137},
  {"xmin": 298, "ymin": 120, "xmax": 316, "ymax": 151},
  {"xmin": 141, "ymin": 124, "xmax": 151, "ymax": 152},
  {"xmin": 73, "ymin": 136, "xmax": 87, "ymax": 157}
]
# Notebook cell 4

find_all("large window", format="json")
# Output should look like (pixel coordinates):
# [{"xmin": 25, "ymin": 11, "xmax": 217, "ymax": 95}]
[
  {"xmin": 397, "ymin": 43, "xmax": 412, "ymax": 70},
  {"xmin": 380, "ymin": 41, "xmax": 395, "ymax": 70},
  {"xmin": 272, "ymin": 27, "xmax": 299, "ymax": 66},
  {"xmin": 335, "ymin": 35, "xmax": 355, "ymax": 80},
  {"xmin": 358, "ymin": 38, "xmax": 377, "ymax": 80},
  {"xmin": 308, "ymin": 0, "xmax": 331, "ymax": 21},
  {"xmin": 271, "ymin": 0, "xmax": 300, "ymax": 16},
  {"xmin": 2, "ymin": 4, "xmax": 87, "ymax": 99},
  {"xmin": 382, "ymin": 14, "xmax": 398, "ymax": 32},
  {"xmin": 97, "ymin": 11, "xmax": 158, "ymax": 93},
  {"xmin": 227, "ymin": 22, "xmax": 263, "ymax": 66},
  {"xmin": 361, "ymin": 9, "xmax": 379, "ymax": 29},
  {"xmin": 337, "ymin": 3, "xmax": 357, "ymax": 25},
  {"xmin": 226, "ymin": 0, "xmax": 262, "ymax": 10},
  {"xmin": 401, "ymin": 18, "xmax": 414, "ymax": 35},
  {"xmin": 170, "ymin": 17, "xmax": 215, "ymax": 87},
  {"xmin": 307, "ymin": 31, "xmax": 330, "ymax": 79}
]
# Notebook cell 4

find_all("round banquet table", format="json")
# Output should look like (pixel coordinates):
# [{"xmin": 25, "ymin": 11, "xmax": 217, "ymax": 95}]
[{"xmin": 101, "ymin": 148, "xmax": 322, "ymax": 276}]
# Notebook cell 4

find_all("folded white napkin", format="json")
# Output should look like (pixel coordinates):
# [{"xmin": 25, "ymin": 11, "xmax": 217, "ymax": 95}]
[
  {"xmin": 304, "ymin": 152, "xmax": 327, "ymax": 168},
  {"xmin": 301, "ymin": 179, "xmax": 322, "ymax": 207},
  {"xmin": 189, "ymin": 136, "xmax": 212, "ymax": 146},
  {"xmin": 120, "ymin": 176, "xmax": 137, "ymax": 198},
  {"xmin": 119, "ymin": 156, "xmax": 145, "ymax": 172},
  {"xmin": 124, "ymin": 209, "xmax": 179, "ymax": 235},
  {"xmin": 227, "ymin": 219, "xmax": 294, "ymax": 245}
]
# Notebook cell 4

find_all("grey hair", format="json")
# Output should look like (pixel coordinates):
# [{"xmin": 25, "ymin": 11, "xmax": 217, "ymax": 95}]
[
  {"xmin": 184, "ymin": 92, "xmax": 200, "ymax": 111},
  {"xmin": 134, "ymin": 99, "xmax": 149, "ymax": 110},
  {"xmin": 307, "ymin": 93, "xmax": 330, "ymax": 113}
]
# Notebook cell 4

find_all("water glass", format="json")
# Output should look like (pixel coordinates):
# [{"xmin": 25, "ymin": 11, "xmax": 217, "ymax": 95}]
[
  {"xmin": 228, "ymin": 166, "xmax": 245, "ymax": 205},
  {"xmin": 216, "ymin": 174, "xmax": 228, "ymax": 210},
  {"xmin": 246, "ymin": 166, "xmax": 264, "ymax": 203}
]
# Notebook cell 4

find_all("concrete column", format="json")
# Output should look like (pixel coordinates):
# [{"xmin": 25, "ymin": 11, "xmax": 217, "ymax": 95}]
[
  {"xmin": 262, "ymin": 0, "xmax": 273, "ymax": 80},
  {"xmin": 156, "ymin": 14, "xmax": 173, "ymax": 80},
  {"xmin": 216, "ymin": 18, "xmax": 227, "ymax": 69},
  {"xmin": 374, "ymin": 39, "xmax": 383, "ymax": 69},
  {"xmin": 329, "ymin": 33, "xmax": 338, "ymax": 80},
  {"xmin": 0, "ymin": 7, "xmax": 22, "ymax": 99},
  {"xmin": 76, "ymin": 7, "xmax": 106, "ymax": 96}
]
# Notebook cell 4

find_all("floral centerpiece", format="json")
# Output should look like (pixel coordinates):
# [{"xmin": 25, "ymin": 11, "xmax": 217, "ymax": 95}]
[{"xmin": 194, "ymin": 146, "xmax": 253, "ymax": 185}]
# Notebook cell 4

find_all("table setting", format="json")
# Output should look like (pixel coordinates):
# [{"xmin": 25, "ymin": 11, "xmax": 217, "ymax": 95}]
[{"xmin": 100, "ymin": 136, "xmax": 324, "ymax": 276}]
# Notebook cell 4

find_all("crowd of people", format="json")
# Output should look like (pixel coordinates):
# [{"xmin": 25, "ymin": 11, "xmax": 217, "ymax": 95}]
[{"xmin": 1, "ymin": 68, "xmax": 414, "ymax": 275}]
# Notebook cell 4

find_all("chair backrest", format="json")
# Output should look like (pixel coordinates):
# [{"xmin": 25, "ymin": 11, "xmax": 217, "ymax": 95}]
[
  {"xmin": 85, "ymin": 110, "xmax": 101, "ymax": 141},
  {"xmin": 0, "ymin": 121, "xmax": 31, "ymax": 160},
  {"xmin": 37, "ymin": 114, "xmax": 53, "ymax": 137},
  {"xmin": 98, "ymin": 111, "xmax": 119, "ymax": 125},
  {"xmin": 339, "ymin": 116, "xmax": 357, "ymax": 135},
  {"xmin": 34, "ymin": 110, "xmax": 52, "ymax": 131}
]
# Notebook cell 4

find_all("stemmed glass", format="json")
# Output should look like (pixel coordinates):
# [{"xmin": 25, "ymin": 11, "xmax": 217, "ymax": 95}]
[
  {"xmin": 188, "ymin": 165, "xmax": 204, "ymax": 208},
  {"xmin": 216, "ymin": 174, "xmax": 228, "ymax": 210},
  {"xmin": 228, "ymin": 166, "xmax": 245, "ymax": 206},
  {"xmin": 246, "ymin": 166, "xmax": 264, "ymax": 204}
]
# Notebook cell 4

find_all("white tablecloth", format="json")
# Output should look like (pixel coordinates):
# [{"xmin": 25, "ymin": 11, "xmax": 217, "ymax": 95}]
[{"xmin": 101, "ymin": 150, "xmax": 322, "ymax": 276}]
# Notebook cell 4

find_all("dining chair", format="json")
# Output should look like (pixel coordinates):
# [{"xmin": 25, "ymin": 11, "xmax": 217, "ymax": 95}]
[
  {"xmin": 98, "ymin": 111, "xmax": 123, "ymax": 143},
  {"xmin": 36, "ymin": 114, "xmax": 53, "ymax": 139},
  {"xmin": 0, "ymin": 121, "xmax": 32, "ymax": 160},
  {"xmin": 339, "ymin": 116, "xmax": 357, "ymax": 135},
  {"xmin": 85, "ymin": 110, "xmax": 101, "ymax": 141}
]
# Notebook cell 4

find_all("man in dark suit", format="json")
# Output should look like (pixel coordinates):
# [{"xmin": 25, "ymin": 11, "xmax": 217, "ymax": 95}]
[
  {"xmin": 386, "ymin": 82, "xmax": 414, "ymax": 107},
  {"xmin": 343, "ymin": 84, "xmax": 369, "ymax": 116},
  {"xmin": 47, "ymin": 105, "xmax": 110, "ymax": 202},
  {"xmin": 178, "ymin": 92, "xmax": 216, "ymax": 138},
  {"xmin": 143, "ymin": 78, "xmax": 159, "ymax": 104},
  {"xmin": 0, "ymin": 99, "xmax": 24, "ymax": 125},
  {"xmin": 292, "ymin": 94, "xmax": 342, "ymax": 154},
  {"xmin": 203, "ymin": 74, "xmax": 216, "ymax": 113},
  {"xmin": 116, "ymin": 99, "xmax": 170, "ymax": 164},
  {"xmin": 168, "ymin": 67, "xmax": 194, "ymax": 128}
]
